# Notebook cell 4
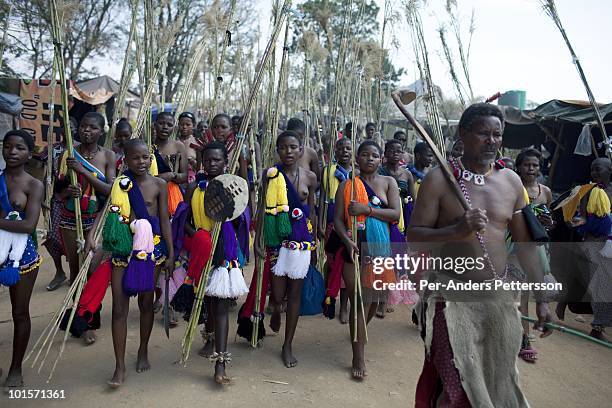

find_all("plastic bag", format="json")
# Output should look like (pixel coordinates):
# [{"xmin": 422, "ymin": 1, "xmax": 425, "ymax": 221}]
[
  {"xmin": 300, "ymin": 265, "xmax": 326, "ymax": 316},
  {"xmin": 574, "ymin": 124, "xmax": 593, "ymax": 156}
]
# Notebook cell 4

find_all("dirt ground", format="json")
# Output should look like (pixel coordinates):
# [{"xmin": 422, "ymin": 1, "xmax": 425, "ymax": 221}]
[{"xmin": 1, "ymin": 249, "xmax": 611, "ymax": 408}]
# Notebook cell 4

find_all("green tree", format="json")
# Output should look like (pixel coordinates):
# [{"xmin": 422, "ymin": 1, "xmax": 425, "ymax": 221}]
[{"xmin": 0, "ymin": 0, "xmax": 123, "ymax": 80}]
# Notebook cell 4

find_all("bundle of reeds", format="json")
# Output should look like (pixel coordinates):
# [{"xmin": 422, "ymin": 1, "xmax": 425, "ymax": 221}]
[
  {"xmin": 48, "ymin": 0, "xmax": 84, "ymax": 257},
  {"xmin": 170, "ymin": 35, "xmax": 208, "ymax": 140},
  {"xmin": 438, "ymin": 26, "xmax": 465, "ymax": 109},
  {"xmin": 404, "ymin": 1, "xmax": 446, "ymax": 157},
  {"xmin": 209, "ymin": 0, "xmax": 237, "ymax": 118},
  {"xmin": 133, "ymin": 12, "xmax": 185, "ymax": 140},
  {"xmin": 105, "ymin": 0, "xmax": 138, "ymax": 149},
  {"xmin": 25, "ymin": 198, "xmax": 110, "ymax": 381}
]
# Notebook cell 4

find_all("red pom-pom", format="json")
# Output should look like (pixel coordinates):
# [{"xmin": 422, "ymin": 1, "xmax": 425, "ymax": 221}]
[{"xmin": 495, "ymin": 159, "xmax": 506, "ymax": 169}]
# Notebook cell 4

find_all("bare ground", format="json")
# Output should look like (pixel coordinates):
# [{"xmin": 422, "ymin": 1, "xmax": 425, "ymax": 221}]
[{"xmin": 1, "ymin": 250, "xmax": 611, "ymax": 408}]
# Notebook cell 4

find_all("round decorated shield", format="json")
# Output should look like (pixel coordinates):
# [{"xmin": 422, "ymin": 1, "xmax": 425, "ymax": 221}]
[{"xmin": 203, "ymin": 174, "xmax": 249, "ymax": 222}]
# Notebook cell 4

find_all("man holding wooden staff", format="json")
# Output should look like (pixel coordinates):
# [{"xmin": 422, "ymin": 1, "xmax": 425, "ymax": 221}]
[{"xmin": 407, "ymin": 103, "xmax": 553, "ymax": 407}]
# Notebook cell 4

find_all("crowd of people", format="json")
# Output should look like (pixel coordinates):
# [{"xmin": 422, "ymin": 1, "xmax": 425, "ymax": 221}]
[{"xmin": 0, "ymin": 102, "xmax": 610, "ymax": 406}]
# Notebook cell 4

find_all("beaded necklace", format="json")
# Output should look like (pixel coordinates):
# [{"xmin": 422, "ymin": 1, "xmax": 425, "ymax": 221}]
[
  {"xmin": 450, "ymin": 157, "xmax": 507, "ymax": 281},
  {"xmin": 458, "ymin": 158, "xmax": 493, "ymax": 185}
]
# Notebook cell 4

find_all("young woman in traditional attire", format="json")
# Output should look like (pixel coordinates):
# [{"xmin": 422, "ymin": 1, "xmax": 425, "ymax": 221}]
[
  {"xmin": 319, "ymin": 137, "xmax": 352, "ymax": 323},
  {"xmin": 407, "ymin": 141, "xmax": 434, "ymax": 197},
  {"xmin": 377, "ymin": 139, "xmax": 418, "ymax": 318},
  {"xmin": 59, "ymin": 119, "xmax": 134, "ymax": 346},
  {"xmin": 287, "ymin": 118, "xmax": 321, "ymax": 181},
  {"xmin": 0, "ymin": 130, "xmax": 44, "ymax": 388},
  {"xmin": 177, "ymin": 111, "xmax": 199, "ymax": 183},
  {"xmin": 197, "ymin": 114, "xmax": 250, "ymax": 184},
  {"xmin": 333, "ymin": 140, "xmax": 400, "ymax": 380},
  {"xmin": 200, "ymin": 114, "xmax": 237, "ymax": 159},
  {"xmin": 515, "ymin": 148, "xmax": 553, "ymax": 362},
  {"xmin": 112, "ymin": 118, "xmax": 132, "ymax": 171},
  {"xmin": 152, "ymin": 112, "xmax": 188, "ymax": 217},
  {"xmin": 198, "ymin": 114, "xmax": 254, "ymax": 262},
  {"xmin": 239, "ymin": 130, "xmax": 317, "ymax": 367},
  {"xmin": 45, "ymin": 117, "xmax": 77, "ymax": 291},
  {"xmin": 180, "ymin": 141, "xmax": 249, "ymax": 384},
  {"xmin": 559, "ymin": 158, "xmax": 612, "ymax": 342},
  {"xmin": 57, "ymin": 112, "xmax": 115, "ymax": 285},
  {"xmin": 89, "ymin": 138, "xmax": 174, "ymax": 388}
]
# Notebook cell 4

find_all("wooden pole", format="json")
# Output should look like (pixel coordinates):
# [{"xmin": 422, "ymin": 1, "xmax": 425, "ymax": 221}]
[{"xmin": 348, "ymin": 72, "xmax": 368, "ymax": 343}]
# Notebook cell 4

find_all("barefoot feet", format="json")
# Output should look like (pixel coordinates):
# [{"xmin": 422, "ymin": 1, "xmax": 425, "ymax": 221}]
[
  {"xmin": 351, "ymin": 356, "xmax": 367, "ymax": 381},
  {"xmin": 83, "ymin": 330, "xmax": 97, "ymax": 345},
  {"xmin": 136, "ymin": 348, "xmax": 150, "ymax": 373},
  {"xmin": 3, "ymin": 368, "xmax": 24, "ymax": 388},
  {"xmin": 339, "ymin": 304, "xmax": 349, "ymax": 324},
  {"xmin": 281, "ymin": 344, "xmax": 297, "ymax": 368},
  {"xmin": 108, "ymin": 368, "xmax": 125, "ymax": 389},
  {"xmin": 153, "ymin": 299, "xmax": 162, "ymax": 314},
  {"xmin": 214, "ymin": 362, "xmax": 231, "ymax": 385},
  {"xmin": 375, "ymin": 302, "xmax": 386, "ymax": 319}
]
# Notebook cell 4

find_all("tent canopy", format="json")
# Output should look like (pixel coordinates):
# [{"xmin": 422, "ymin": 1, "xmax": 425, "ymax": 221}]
[
  {"xmin": 501, "ymin": 99, "xmax": 612, "ymax": 149},
  {"xmin": 70, "ymin": 75, "xmax": 139, "ymax": 105},
  {"xmin": 501, "ymin": 99, "xmax": 611, "ymax": 193}
]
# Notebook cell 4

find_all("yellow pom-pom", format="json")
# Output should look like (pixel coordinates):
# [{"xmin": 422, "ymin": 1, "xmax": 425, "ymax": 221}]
[
  {"xmin": 149, "ymin": 151, "xmax": 159, "ymax": 176},
  {"xmin": 522, "ymin": 187, "xmax": 530, "ymax": 205},
  {"xmin": 153, "ymin": 235, "xmax": 161, "ymax": 245},
  {"xmin": 325, "ymin": 296, "xmax": 331, "ymax": 305},
  {"xmin": 587, "ymin": 186, "xmax": 611, "ymax": 217}
]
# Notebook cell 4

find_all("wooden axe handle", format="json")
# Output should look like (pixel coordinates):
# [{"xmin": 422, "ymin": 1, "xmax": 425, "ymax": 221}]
[{"xmin": 391, "ymin": 92, "xmax": 470, "ymax": 211}]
